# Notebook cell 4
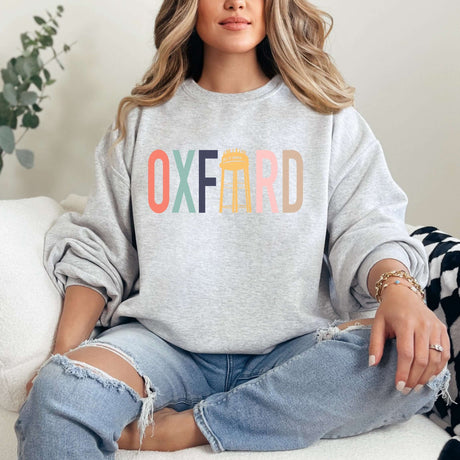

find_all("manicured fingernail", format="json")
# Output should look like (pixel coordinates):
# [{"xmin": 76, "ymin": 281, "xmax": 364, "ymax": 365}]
[
  {"xmin": 428, "ymin": 375, "xmax": 436, "ymax": 383},
  {"xmin": 396, "ymin": 381, "xmax": 406, "ymax": 392},
  {"xmin": 368, "ymin": 355, "xmax": 376, "ymax": 366},
  {"xmin": 414, "ymin": 384, "xmax": 424, "ymax": 393},
  {"xmin": 402, "ymin": 386, "xmax": 412, "ymax": 395}
]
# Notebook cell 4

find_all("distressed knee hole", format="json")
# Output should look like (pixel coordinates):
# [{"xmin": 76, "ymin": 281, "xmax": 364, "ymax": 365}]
[
  {"xmin": 31, "ymin": 339, "xmax": 160, "ymax": 452},
  {"xmin": 48, "ymin": 353, "xmax": 158, "ymax": 453},
  {"xmin": 63, "ymin": 345, "xmax": 147, "ymax": 398},
  {"xmin": 316, "ymin": 320, "xmax": 373, "ymax": 343},
  {"xmin": 59, "ymin": 340, "xmax": 160, "ymax": 452}
]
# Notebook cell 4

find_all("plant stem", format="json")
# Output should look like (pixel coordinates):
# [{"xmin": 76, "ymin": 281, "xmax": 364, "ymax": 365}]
[
  {"xmin": 42, "ymin": 40, "xmax": 77, "ymax": 67},
  {"xmin": 15, "ymin": 128, "xmax": 30, "ymax": 146}
]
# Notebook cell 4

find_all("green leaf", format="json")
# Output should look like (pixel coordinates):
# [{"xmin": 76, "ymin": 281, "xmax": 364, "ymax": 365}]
[
  {"xmin": 20, "ymin": 91, "xmax": 38, "ymax": 105},
  {"xmin": 23, "ymin": 45, "xmax": 35, "ymax": 57},
  {"xmin": 38, "ymin": 35, "xmax": 53, "ymax": 47},
  {"xmin": 0, "ymin": 93, "xmax": 13, "ymax": 126},
  {"xmin": 22, "ymin": 112, "xmax": 39, "ymax": 128},
  {"xmin": 17, "ymin": 81, "xmax": 31, "ymax": 92},
  {"xmin": 7, "ymin": 61, "xmax": 20, "ymax": 84},
  {"xmin": 45, "ymin": 79, "xmax": 56, "ymax": 86},
  {"xmin": 0, "ymin": 126, "xmax": 15, "ymax": 153},
  {"xmin": 3, "ymin": 83, "xmax": 17, "ymax": 105},
  {"xmin": 24, "ymin": 55, "xmax": 41, "ymax": 76},
  {"xmin": 20, "ymin": 32, "xmax": 32, "ymax": 50},
  {"xmin": 1, "ymin": 69, "xmax": 9, "ymax": 84},
  {"xmin": 0, "ymin": 93, "xmax": 8, "ymax": 108},
  {"xmin": 0, "ymin": 94, "xmax": 8, "ymax": 115},
  {"xmin": 63, "ymin": 44, "xmax": 70, "ymax": 52},
  {"xmin": 16, "ymin": 149, "xmax": 35, "ymax": 169},
  {"xmin": 1, "ymin": 64, "xmax": 20, "ymax": 86},
  {"xmin": 30, "ymin": 75, "xmax": 43, "ymax": 90},
  {"xmin": 51, "ymin": 19, "xmax": 59, "ymax": 28},
  {"xmin": 34, "ymin": 16, "xmax": 46, "ymax": 26},
  {"xmin": 7, "ymin": 112, "xmax": 18, "ymax": 130},
  {"xmin": 57, "ymin": 5, "xmax": 64, "ymax": 13},
  {"xmin": 14, "ymin": 106, "xmax": 26, "ymax": 116},
  {"xmin": 44, "ymin": 25, "xmax": 57, "ymax": 35},
  {"xmin": 32, "ymin": 103, "xmax": 42, "ymax": 112},
  {"xmin": 43, "ymin": 68, "xmax": 51, "ymax": 81},
  {"xmin": 14, "ymin": 56, "xmax": 29, "ymax": 80}
]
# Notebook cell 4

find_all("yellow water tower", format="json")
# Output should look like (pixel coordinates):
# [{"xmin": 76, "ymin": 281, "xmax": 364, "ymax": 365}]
[{"xmin": 219, "ymin": 148, "xmax": 252, "ymax": 213}]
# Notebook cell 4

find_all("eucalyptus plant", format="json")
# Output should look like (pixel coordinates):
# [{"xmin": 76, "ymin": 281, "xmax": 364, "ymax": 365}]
[{"xmin": 0, "ymin": 4, "xmax": 75, "ymax": 173}]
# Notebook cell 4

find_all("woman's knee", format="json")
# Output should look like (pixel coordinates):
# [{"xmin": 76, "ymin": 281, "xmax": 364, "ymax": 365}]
[
  {"xmin": 63, "ymin": 345, "xmax": 148, "ymax": 398},
  {"xmin": 24, "ymin": 351, "xmax": 147, "ymax": 415}
]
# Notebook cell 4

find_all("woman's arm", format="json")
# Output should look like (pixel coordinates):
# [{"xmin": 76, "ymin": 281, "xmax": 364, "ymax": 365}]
[
  {"xmin": 366, "ymin": 258, "xmax": 409, "ymax": 295},
  {"xmin": 53, "ymin": 285, "xmax": 106, "ymax": 354},
  {"xmin": 26, "ymin": 285, "xmax": 106, "ymax": 396},
  {"xmin": 366, "ymin": 258, "xmax": 450, "ymax": 394},
  {"xmin": 42, "ymin": 111, "xmax": 141, "ymax": 330},
  {"xmin": 325, "ymin": 106, "xmax": 448, "ymax": 393}
]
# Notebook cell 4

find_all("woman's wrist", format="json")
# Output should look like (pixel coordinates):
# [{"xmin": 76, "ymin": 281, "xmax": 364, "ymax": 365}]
[
  {"xmin": 367, "ymin": 259, "xmax": 410, "ymax": 298},
  {"xmin": 374, "ymin": 269, "xmax": 425, "ymax": 303},
  {"xmin": 52, "ymin": 340, "xmax": 83, "ymax": 356},
  {"xmin": 379, "ymin": 277, "xmax": 424, "ymax": 302}
]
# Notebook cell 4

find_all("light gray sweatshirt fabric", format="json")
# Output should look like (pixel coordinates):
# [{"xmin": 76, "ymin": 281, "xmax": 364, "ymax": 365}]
[{"xmin": 43, "ymin": 74, "xmax": 429, "ymax": 354}]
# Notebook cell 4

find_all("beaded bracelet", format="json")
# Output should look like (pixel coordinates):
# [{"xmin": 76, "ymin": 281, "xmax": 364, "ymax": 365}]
[
  {"xmin": 375, "ymin": 270, "xmax": 425, "ymax": 303},
  {"xmin": 380, "ymin": 279, "xmax": 425, "ymax": 302}
]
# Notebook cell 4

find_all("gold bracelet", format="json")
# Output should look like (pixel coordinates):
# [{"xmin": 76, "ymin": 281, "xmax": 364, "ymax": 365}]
[
  {"xmin": 375, "ymin": 270, "xmax": 425, "ymax": 303},
  {"xmin": 380, "ymin": 280, "xmax": 424, "ymax": 301}
]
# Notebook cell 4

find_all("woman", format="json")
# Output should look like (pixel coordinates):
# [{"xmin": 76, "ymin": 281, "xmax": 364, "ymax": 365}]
[{"xmin": 15, "ymin": 0, "xmax": 452, "ymax": 457}]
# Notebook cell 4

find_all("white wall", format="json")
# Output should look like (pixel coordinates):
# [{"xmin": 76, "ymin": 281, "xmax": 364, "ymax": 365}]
[{"xmin": 1, "ymin": 0, "xmax": 459, "ymax": 234}]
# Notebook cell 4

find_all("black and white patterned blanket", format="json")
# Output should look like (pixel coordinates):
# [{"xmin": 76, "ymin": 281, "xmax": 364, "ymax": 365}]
[{"xmin": 409, "ymin": 226, "xmax": 460, "ymax": 458}]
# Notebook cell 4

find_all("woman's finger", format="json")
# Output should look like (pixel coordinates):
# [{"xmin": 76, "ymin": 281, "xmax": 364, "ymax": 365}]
[
  {"xmin": 25, "ymin": 371, "xmax": 38, "ymax": 397},
  {"xmin": 25, "ymin": 380, "xmax": 32, "ymax": 397},
  {"xmin": 412, "ymin": 328, "xmax": 442, "ymax": 391},
  {"xmin": 404, "ymin": 325, "xmax": 430, "ymax": 392},
  {"xmin": 395, "ymin": 327, "xmax": 415, "ymax": 393},
  {"xmin": 436, "ymin": 324, "xmax": 451, "ymax": 374}
]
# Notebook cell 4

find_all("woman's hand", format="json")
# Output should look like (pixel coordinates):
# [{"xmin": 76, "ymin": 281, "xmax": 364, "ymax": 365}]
[
  {"xmin": 368, "ymin": 282, "xmax": 450, "ymax": 394},
  {"xmin": 25, "ymin": 371, "xmax": 39, "ymax": 397},
  {"xmin": 25, "ymin": 345, "xmax": 72, "ymax": 397}
]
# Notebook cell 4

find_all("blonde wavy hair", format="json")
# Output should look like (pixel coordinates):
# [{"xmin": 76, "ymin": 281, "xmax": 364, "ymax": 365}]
[{"xmin": 108, "ymin": 0, "xmax": 355, "ymax": 157}]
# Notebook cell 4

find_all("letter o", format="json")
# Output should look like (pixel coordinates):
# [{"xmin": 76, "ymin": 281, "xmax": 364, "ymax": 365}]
[{"xmin": 148, "ymin": 149, "xmax": 169, "ymax": 213}]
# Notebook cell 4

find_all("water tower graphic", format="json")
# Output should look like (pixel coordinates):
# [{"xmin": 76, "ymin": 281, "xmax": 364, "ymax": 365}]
[{"xmin": 219, "ymin": 148, "xmax": 252, "ymax": 213}]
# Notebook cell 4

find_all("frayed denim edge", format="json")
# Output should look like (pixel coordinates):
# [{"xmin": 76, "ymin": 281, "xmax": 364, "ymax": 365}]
[
  {"xmin": 31, "ymin": 338, "xmax": 160, "ymax": 457},
  {"xmin": 315, "ymin": 319, "xmax": 372, "ymax": 343},
  {"xmin": 427, "ymin": 365, "xmax": 455, "ymax": 407}
]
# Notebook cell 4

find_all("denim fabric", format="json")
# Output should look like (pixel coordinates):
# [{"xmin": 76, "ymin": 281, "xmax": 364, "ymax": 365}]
[{"xmin": 15, "ymin": 319, "xmax": 451, "ymax": 458}]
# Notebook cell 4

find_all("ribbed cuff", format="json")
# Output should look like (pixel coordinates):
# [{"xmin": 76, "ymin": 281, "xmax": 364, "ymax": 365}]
[{"xmin": 352, "ymin": 242, "xmax": 412, "ymax": 309}]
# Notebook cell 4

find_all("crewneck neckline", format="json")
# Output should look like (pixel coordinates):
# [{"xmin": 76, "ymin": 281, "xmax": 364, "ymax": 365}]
[{"xmin": 181, "ymin": 74, "xmax": 283, "ymax": 103}]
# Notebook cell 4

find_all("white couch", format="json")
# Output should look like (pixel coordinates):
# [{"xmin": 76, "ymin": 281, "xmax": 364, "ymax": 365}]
[{"xmin": 0, "ymin": 195, "xmax": 452, "ymax": 460}]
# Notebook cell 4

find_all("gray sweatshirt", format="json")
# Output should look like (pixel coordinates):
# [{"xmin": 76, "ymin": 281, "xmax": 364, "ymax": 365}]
[{"xmin": 43, "ymin": 74, "xmax": 429, "ymax": 354}]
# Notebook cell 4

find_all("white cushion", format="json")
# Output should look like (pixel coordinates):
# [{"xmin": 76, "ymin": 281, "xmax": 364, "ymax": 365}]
[
  {"xmin": 0, "ymin": 406, "xmax": 450, "ymax": 460},
  {"xmin": 0, "ymin": 194, "xmax": 87, "ymax": 412}
]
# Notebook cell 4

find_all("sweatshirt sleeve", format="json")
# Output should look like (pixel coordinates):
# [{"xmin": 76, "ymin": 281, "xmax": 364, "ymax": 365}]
[
  {"xmin": 42, "ymin": 110, "xmax": 140, "ymax": 326},
  {"xmin": 326, "ymin": 106, "xmax": 429, "ymax": 313}
]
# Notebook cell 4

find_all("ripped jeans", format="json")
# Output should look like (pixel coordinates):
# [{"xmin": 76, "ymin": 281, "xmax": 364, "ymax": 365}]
[{"xmin": 14, "ymin": 318, "xmax": 452, "ymax": 458}]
